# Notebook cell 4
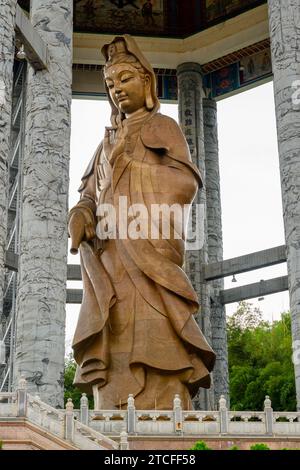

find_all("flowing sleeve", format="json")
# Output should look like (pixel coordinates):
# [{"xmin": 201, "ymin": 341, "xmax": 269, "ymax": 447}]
[
  {"xmin": 68, "ymin": 143, "xmax": 103, "ymax": 227},
  {"xmin": 140, "ymin": 114, "xmax": 203, "ymax": 188}
]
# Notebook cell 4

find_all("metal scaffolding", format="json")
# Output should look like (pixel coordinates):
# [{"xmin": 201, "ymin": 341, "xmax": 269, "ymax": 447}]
[{"xmin": 0, "ymin": 61, "xmax": 26, "ymax": 392}]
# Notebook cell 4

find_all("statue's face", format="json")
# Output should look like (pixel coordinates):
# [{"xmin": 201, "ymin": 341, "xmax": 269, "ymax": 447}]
[{"xmin": 104, "ymin": 63, "xmax": 150, "ymax": 115}]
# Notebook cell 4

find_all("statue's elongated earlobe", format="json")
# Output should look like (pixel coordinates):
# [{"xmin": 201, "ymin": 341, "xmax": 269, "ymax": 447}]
[{"xmin": 145, "ymin": 85, "xmax": 154, "ymax": 110}]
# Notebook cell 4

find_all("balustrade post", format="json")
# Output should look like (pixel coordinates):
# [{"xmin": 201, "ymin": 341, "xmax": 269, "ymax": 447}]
[
  {"xmin": 65, "ymin": 398, "xmax": 74, "ymax": 441},
  {"xmin": 173, "ymin": 394, "xmax": 183, "ymax": 433},
  {"xmin": 80, "ymin": 393, "xmax": 89, "ymax": 426},
  {"xmin": 17, "ymin": 376, "xmax": 27, "ymax": 417},
  {"xmin": 119, "ymin": 430, "xmax": 129, "ymax": 450},
  {"xmin": 219, "ymin": 395, "xmax": 228, "ymax": 434},
  {"xmin": 264, "ymin": 395, "xmax": 273, "ymax": 435},
  {"xmin": 127, "ymin": 394, "xmax": 136, "ymax": 434}
]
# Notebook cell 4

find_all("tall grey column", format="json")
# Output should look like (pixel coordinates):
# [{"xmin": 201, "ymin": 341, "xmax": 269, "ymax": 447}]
[
  {"xmin": 177, "ymin": 63, "xmax": 213, "ymax": 410},
  {"xmin": 203, "ymin": 98, "xmax": 229, "ymax": 407},
  {"xmin": 268, "ymin": 0, "xmax": 300, "ymax": 410},
  {"xmin": 0, "ymin": 1, "xmax": 17, "ymax": 318},
  {"xmin": 14, "ymin": 0, "xmax": 73, "ymax": 408}
]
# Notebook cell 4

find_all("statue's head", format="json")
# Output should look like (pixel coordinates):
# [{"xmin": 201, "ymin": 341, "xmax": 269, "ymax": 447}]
[{"xmin": 102, "ymin": 35, "xmax": 159, "ymax": 124}]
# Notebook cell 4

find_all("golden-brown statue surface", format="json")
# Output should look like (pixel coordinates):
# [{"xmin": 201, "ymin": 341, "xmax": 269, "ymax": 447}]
[{"xmin": 68, "ymin": 35, "xmax": 215, "ymax": 410}]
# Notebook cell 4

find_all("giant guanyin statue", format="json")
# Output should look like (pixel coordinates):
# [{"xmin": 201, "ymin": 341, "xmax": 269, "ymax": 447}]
[{"xmin": 68, "ymin": 35, "xmax": 215, "ymax": 410}]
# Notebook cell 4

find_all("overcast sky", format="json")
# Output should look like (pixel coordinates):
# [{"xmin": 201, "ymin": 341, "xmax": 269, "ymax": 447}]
[{"xmin": 66, "ymin": 80, "xmax": 289, "ymax": 352}]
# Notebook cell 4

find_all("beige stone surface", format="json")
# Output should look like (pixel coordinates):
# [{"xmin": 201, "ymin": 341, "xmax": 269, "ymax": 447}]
[
  {"xmin": 0, "ymin": 420, "xmax": 77, "ymax": 450},
  {"xmin": 127, "ymin": 436, "xmax": 300, "ymax": 450}
]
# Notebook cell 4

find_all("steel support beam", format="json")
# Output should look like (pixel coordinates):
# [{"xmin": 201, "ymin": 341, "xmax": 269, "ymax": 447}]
[
  {"xmin": 67, "ymin": 264, "xmax": 81, "ymax": 281},
  {"xmin": 15, "ymin": 4, "xmax": 48, "ymax": 71},
  {"xmin": 220, "ymin": 276, "xmax": 288, "ymax": 305},
  {"xmin": 67, "ymin": 289, "xmax": 82, "ymax": 304},
  {"xmin": 7, "ymin": 246, "xmax": 288, "ymax": 285},
  {"xmin": 203, "ymin": 245, "xmax": 287, "ymax": 281}
]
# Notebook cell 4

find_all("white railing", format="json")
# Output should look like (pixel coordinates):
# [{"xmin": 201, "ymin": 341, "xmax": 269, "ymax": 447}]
[
  {"xmin": 135, "ymin": 410, "xmax": 174, "ymax": 435},
  {"xmin": 0, "ymin": 391, "xmax": 17, "ymax": 417},
  {"xmin": 0, "ymin": 379, "xmax": 123, "ymax": 450},
  {"xmin": 27, "ymin": 395, "xmax": 65, "ymax": 439},
  {"xmin": 73, "ymin": 420, "xmax": 118, "ymax": 450},
  {"xmin": 1, "ymin": 382, "xmax": 300, "ymax": 444},
  {"xmin": 228, "ymin": 411, "xmax": 266, "ymax": 435},
  {"xmin": 88, "ymin": 409, "xmax": 127, "ymax": 435},
  {"xmin": 76, "ymin": 394, "xmax": 300, "ymax": 438},
  {"xmin": 182, "ymin": 411, "xmax": 220, "ymax": 435},
  {"xmin": 273, "ymin": 412, "xmax": 300, "ymax": 435}
]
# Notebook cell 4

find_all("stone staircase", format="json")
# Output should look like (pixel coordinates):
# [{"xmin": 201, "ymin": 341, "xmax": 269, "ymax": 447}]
[{"xmin": 0, "ymin": 379, "xmax": 124, "ymax": 450}]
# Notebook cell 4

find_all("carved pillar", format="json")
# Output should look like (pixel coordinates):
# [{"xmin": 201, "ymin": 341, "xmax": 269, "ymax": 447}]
[
  {"xmin": 0, "ymin": 1, "xmax": 17, "ymax": 317},
  {"xmin": 203, "ymin": 98, "xmax": 229, "ymax": 407},
  {"xmin": 177, "ymin": 63, "xmax": 213, "ymax": 410},
  {"xmin": 14, "ymin": 0, "xmax": 72, "ymax": 407},
  {"xmin": 268, "ymin": 0, "xmax": 300, "ymax": 410}
]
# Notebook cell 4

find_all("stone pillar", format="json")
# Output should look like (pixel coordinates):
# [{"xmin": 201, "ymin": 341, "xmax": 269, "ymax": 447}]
[
  {"xmin": 203, "ymin": 98, "xmax": 229, "ymax": 407},
  {"xmin": 268, "ymin": 0, "xmax": 300, "ymax": 410},
  {"xmin": 14, "ymin": 0, "xmax": 72, "ymax": 408},
  {"xmin": 177, "ymin": 63, "xmax": 213, "ymax": 410},
  {"xmin": 0, "ymin": 1, "xmax": 17, "ymax": 317}
]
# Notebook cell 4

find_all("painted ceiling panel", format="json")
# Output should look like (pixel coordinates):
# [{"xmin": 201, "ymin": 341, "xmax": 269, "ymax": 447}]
[{"xmin": 18, "ymin": 0, "xmax": 267, "ymax": 38}]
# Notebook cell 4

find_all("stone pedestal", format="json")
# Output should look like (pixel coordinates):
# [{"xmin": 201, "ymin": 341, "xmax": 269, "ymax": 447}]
[
  {"xmin": 14, "ymin": 0, "xmax": 73, "ymax": 408},
  {"xmin": 268, "ymin": 0, "xmax": 300, "ymax": 410}
]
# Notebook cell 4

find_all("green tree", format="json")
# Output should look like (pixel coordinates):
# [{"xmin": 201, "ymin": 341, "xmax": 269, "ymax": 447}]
[
  {"xmin": 64, "ymin": 354, "xmax": 93, "ymax": 409},
  {"xmin": 227, "ymin": 302, "xmax": 296, "ymax": 411}
]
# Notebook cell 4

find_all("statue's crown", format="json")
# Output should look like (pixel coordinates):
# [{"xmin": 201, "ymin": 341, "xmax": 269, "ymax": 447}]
[{"xmin": 106, "ymin": 39, "xmax": 128, "ymax": 64}]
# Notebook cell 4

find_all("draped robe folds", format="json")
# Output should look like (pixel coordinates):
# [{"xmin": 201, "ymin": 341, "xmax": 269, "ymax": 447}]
[{"xmin": 72, "ymin": 111, "xmax": 216, "ymax": 410}]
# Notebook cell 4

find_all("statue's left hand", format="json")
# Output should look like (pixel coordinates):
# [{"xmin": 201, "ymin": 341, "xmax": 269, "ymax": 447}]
[
  {"xmin": 68, "ymin": 205, "xmax": 97, "ymax": 254},
  {"xmin": 68, "ymin": 210, "xmax": 85, "ymax": 255}
]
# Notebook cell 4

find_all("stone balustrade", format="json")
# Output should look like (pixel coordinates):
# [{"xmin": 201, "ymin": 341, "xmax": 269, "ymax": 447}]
[
  {"xmin": 27, "ymin": 394, "xmax": 66, "ymax": 439},
  {"xmin": 75, "ymin": 394, "xmax": 300, "ymax": 438},
  {"xmin": 1, "ymin": 383, "xmax": 300, "ymax": 442},
  {"xmin": 0, "ymin": 391, "xmax": 17, "ymax": 417},
  {"xmin": 0, "ymin": 378, "xmax": 119, "ymax": 450}
]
